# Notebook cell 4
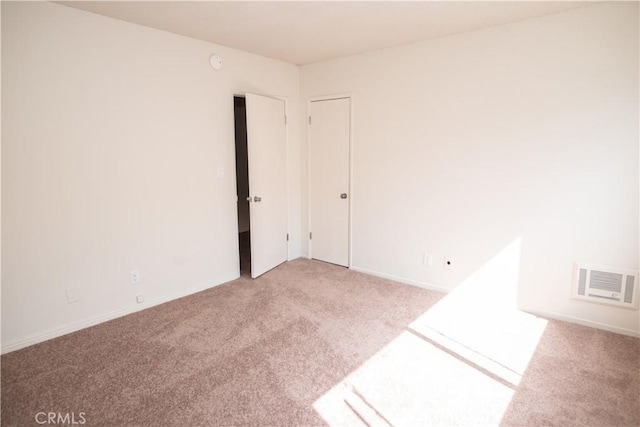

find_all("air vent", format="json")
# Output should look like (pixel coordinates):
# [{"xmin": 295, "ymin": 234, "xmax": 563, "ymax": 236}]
[{"xmin": 572, "ymin": 264, "xmax": 639, "ymax": 310}]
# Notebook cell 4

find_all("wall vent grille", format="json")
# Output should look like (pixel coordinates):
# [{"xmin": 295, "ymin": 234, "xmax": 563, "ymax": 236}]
[{"xmin": 572, "ymin": 264, "xmax": 638, "ymax": 310}]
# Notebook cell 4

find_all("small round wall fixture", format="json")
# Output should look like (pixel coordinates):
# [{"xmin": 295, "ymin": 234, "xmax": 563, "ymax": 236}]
[{"xmin": 209, "ymin": 54, "xmax": 223, "ymax": 70}]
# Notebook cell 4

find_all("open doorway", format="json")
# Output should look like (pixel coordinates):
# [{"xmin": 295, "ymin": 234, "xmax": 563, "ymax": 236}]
[
  {"xmin": 234, "ymin": 93, "xmax": 288, "ymax": 278},
  {"xmin": 234, "ymin": 96, "xmax": 251, "ymax": 277}
]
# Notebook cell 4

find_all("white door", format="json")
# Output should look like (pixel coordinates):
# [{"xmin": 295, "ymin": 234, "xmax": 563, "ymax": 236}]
[
  {"xmin": 309, "ymin": 97, "xmax": 350, "ymax": 267},
  {"xmin": 246, "ymin": 93, "xmax": 288, "ymax": 278}
]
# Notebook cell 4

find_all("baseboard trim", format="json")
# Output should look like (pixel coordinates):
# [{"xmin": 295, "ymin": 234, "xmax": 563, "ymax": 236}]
[
  {"xmin": 1, "ymin": 273, "xmax": 238, "ymax": 354},
  {"xmin": 6, "ymin": 265, "xmax": 636, "ymax": 354},
  {"xmin": 349, "ymin": 265, "xmax": 638, "ymax": 338},
  {"xmin": 522, "ymin": 308, "xmax": 640, "ymax": 338},
  {"xmin": 349, "ymin": 265, "xmax": 450, "ymax": 294}
]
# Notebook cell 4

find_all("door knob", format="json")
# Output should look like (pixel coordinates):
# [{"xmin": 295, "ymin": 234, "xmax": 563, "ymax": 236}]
[
  {"xmin": 254, "ymin": 196, "xmax": 262, "ymax": 202},
  {"xmin": 340, "ymin": 193, "xmax": 348, "ymax": 199}
]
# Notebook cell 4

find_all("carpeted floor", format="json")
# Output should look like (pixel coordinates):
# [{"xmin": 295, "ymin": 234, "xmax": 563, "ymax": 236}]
[{"xmin": 2, "ymin": 259, "xmax": 639, "ymax": 426}]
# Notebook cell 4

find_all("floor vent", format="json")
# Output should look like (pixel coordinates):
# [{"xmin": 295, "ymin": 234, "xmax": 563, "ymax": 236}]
[{"xmin": 572, "ymin": 264, "xmax": 639, "ymax": 310}]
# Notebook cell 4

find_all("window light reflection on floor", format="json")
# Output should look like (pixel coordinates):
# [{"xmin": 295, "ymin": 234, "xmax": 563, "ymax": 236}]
[{"xmin": 314, "ymin": 238, "xmax": 548, "ymax": 426}]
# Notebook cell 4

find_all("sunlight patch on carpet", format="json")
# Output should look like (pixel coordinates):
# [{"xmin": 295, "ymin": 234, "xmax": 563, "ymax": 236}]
[
  {"xmin": 314, "ymin": 331, "xmax": 514, "ymax": 426},
  {"xmin": 411, "ymin": 237, "xmax": 548, "ymax": 382},
  {"xmin": 314, "ymin": 238, "xmax": 549, "ymax": 425}
]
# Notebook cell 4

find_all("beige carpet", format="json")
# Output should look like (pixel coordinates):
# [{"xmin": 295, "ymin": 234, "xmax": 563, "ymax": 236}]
[{"xmin": 2, "ymin": 259, "xmax": 639, "ymax": 426}]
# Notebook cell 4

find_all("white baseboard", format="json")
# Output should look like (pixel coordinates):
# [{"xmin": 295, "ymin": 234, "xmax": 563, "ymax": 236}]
[
  {"xmin": 349, "ymin": 264, "xmax": 639, "ymax": 338},
  {"xmin": 349, "ymin": 265, "xmax": 450, "ymax": 294},
  {"xmin": 1, "ymin": 273, "xmax": 238, "ymax": 354},
  {"xmin": 522, "ymin": 308, "xmax": 640, "ymax": 338},
  {"xmin": 6, "ymin": 263, "xmax": 636, "ymax": 354}
]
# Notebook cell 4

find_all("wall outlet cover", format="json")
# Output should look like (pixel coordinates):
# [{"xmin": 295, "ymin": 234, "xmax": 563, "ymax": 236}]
[
  {"xmin": 423, "ymin": 253, "xmax": 433, "ymax": 267},
  {"xmin": 130, "ymin": 269, "xmax": 140, "ymax": 285},
  {"xmin": 66, "ymin": 289, "xmax": 79, "ymax": 303}
]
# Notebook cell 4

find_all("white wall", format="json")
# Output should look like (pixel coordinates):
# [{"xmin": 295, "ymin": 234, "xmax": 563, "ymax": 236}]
[
  {"xmin": 3, "ymin": 1, "xmax": 638, "ymax": 350},
  {"xmin": 301, "ymin": 2, "xmax": 639, "ymax": 335},
  {"xmin": 1, "ymin": 1, "xmax": 301, "ymax": 351}
]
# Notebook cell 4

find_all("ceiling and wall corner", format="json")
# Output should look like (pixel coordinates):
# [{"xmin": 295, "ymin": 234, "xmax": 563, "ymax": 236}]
[{"xmin": 57, "ymin": 1, "xmax": 597, "ymax": 65}]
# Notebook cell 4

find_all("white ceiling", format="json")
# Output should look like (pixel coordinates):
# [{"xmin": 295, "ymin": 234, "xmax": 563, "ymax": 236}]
[{"xmin": 58, "ymin": 1, "xmax": 596, "ymax": 65}]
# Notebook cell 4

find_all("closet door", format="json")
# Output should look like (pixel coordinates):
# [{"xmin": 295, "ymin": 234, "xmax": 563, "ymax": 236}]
[{"xmin": 309, "ymin": 97, "xmax": 350, "ymax": 267}]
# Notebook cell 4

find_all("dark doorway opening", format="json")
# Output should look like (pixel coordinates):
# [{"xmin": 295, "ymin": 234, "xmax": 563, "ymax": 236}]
[{"xmin": 234, "ymin": 96, "xmax": 251, "ymax": 277}]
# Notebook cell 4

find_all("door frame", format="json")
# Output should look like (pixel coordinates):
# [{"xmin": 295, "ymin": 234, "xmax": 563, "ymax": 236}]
[
  {"xmin": 307, "ymin": 93, "xmax": 353, "ymax": 268},
  {"xmin": 233, "ymin": 93, "xmax": 291, "ymax": 278}
]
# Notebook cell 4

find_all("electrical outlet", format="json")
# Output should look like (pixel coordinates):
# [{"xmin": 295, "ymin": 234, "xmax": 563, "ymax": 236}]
[
  {"xmin": 66, "ymin": 289, "xmax": 79, "ymax": 303},
  {"xmin": 136, "ymin": 294, "xmax": 144, "ymax": 304},
  {"xmin": 130, "ymin": 269, "xmax": 140, "ymax": 285},
  {"xmin": 444, "ymin": 257, "xmax": 454, "ymax": 270},
  {"xmin": 423, "ymin": 253, "xmax": 433, "ymax": 267}
]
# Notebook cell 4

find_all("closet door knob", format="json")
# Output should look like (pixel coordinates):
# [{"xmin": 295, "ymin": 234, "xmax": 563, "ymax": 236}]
[{"xmin": 340, "ymin": 193, "xmax": 348, "ymax": 199}]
